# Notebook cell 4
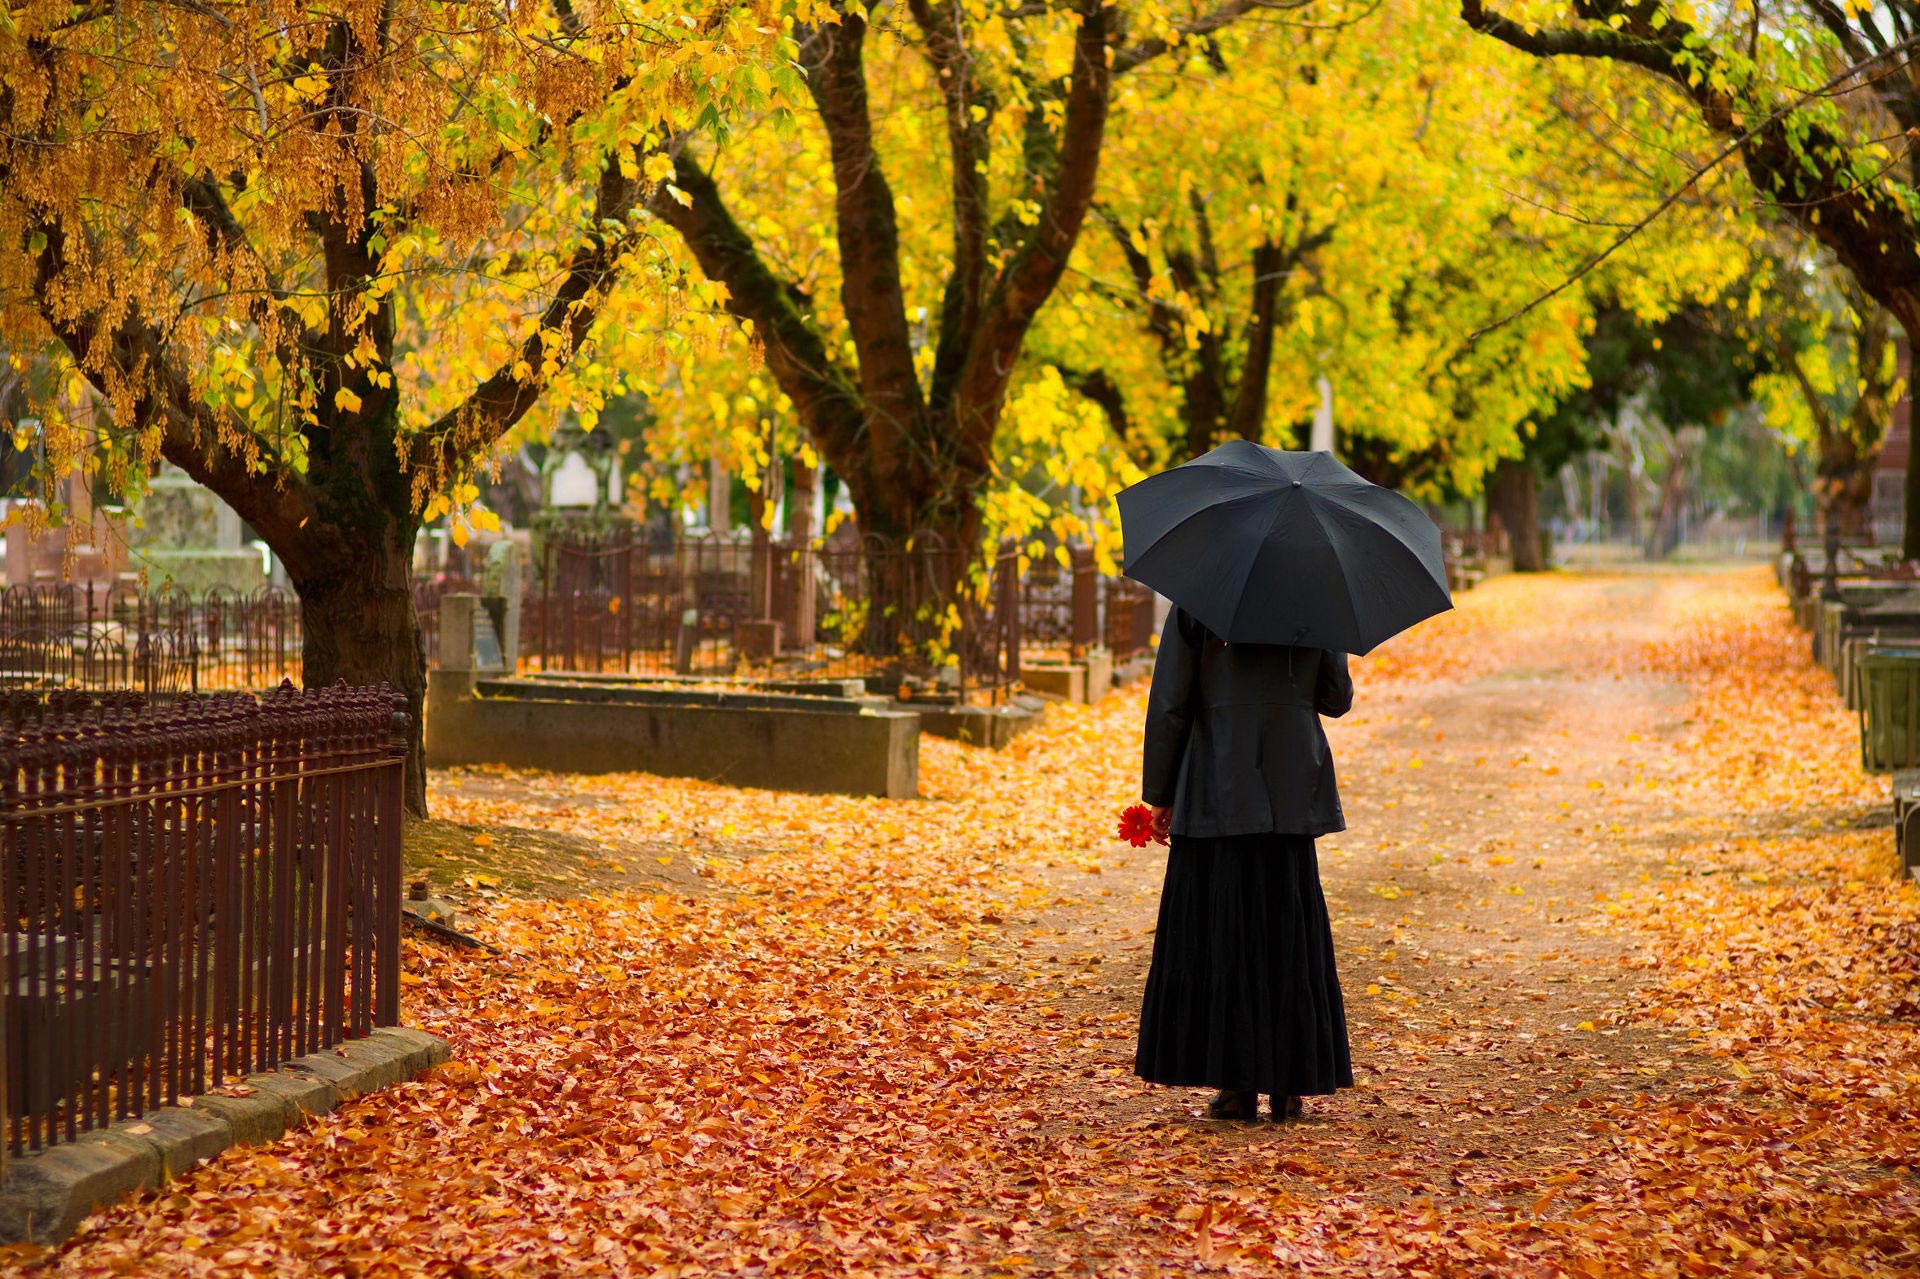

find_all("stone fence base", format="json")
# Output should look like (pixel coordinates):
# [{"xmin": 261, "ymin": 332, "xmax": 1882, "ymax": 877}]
[{"xmin": 0, "ymin": 1028, "xmax": 449, "ymax": 1244}]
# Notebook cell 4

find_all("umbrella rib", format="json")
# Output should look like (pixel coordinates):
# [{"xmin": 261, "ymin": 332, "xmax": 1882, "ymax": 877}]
[
  {"xmin": 1298, "ymin": 492, "xmax": 1365, "ymax": 651},
  {"xmin": 1226, "ymin": 486, "xmax": 1295, "ymax": 642}
]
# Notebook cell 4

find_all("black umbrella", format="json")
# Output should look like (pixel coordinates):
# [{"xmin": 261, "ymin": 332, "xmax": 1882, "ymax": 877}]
[{"xmin": 1116, "ymin": 441, "xmax": 1451, "ymax": 654}]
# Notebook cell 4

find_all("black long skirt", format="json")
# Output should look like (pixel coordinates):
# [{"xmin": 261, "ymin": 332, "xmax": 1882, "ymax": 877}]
[{"xmin": 1135, "ymin": 833, "xmax": 1353, "ymax": 1097}]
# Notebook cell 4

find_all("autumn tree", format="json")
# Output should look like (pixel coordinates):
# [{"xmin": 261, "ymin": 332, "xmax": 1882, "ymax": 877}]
[
  {"xmin": 0, "ymin": 0, "xmax": 799, "ymax": 809},
  {"xmin": 1085, "ymin": 190, "xmax": 1331, "ymax": 463},
  {"xmin": 1460, "ymin": 0, "xmax": 1920, "ymax": 557},
  {"xmin": 1520, "ymin": 298, "xmax": 1775, "ymax": 557},
  {"xmin": 1755, "ymin": 271, "xmax": 1899, "ymax": 537},
  {"xmin": 1045, "ymin": 7, "xmax": 1435, "ymax": 466},
  {"xmin": 649, "ymin": 0, "xmax": 1293, "ymax": 564},
  {"xmin": 1033, "ymin": 0, "xmax": 1755, "ymax": 518}
]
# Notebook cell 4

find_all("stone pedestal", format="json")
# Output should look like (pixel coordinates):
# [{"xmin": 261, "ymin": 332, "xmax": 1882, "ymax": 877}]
[
  {"xmin": 439, "ymin": 595, "xmax": 506, "ymax": 673},
  {"xmin": 737, "ymin": 619, "xmax": 782, "ymax": 662}
]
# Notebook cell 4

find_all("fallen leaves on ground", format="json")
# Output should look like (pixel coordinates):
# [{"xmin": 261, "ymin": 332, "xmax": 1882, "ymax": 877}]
[{"xmin": 28, "ymin": 567, "xmax": 1920, "ymax": 1277}]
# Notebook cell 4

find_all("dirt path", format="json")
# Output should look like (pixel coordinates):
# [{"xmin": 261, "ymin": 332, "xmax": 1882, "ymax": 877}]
[
  {"xmin": 982, "ymin": 567, "xmax": 1912, "ymax": 1269},
  {"xmin": 1025, "ymin": 569, "xmax": 1722, "ymax": 1115}
]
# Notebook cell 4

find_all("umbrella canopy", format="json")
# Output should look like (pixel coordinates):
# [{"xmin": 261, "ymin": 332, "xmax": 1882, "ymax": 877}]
[{"xmin": 1116, "ymin": 441, "xmax": 1452, "ymax": 654}]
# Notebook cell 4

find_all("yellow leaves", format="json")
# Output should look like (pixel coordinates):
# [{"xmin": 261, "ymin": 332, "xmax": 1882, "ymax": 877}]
[
  {"xmin": 333, "ymin": 387, "xmax": 363, "ymax": 414},
  {"xmin": 291, "ymin": 67, "xmax": 329, "ymax": 101}
]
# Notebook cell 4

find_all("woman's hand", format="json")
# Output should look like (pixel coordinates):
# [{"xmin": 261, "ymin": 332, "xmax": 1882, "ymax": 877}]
[{"xmin": 1150, "ymin": 804, "xmax": 1172, "ymax": 841}]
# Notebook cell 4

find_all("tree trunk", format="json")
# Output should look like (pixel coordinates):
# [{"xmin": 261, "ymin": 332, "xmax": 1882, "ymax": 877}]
[
  {"xmin": 293, "ymin": 526, "xmax": 428, "ymax": 814},
  {"xmin": 1819, "ymin": 436, "xmax": 1878, "ymax": 538},
  {"xmin": 1871, "ymin": 314, "xmax": 1918, "ymax": 560},
  {"xmin": 1645, "ymin": 441, "xmax": 1692, "ymax": 561},
  {"xmin": 834, "ymin": 448, "xmax": 983, "ymax": 666},
  {"xmin": 1182, "ymin": 369, "xmax": 1230, "ymax": 460},
  {"xmin": 1485, "ymin": 457, "xmax": 1546, "ymax": 572}
]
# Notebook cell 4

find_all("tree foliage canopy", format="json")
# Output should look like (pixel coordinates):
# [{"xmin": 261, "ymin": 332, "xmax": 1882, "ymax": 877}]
[
  {"xmin": 1461, "ymin": 0, "xmax": 1920, "ymax": 551},
  {"xmin": 0, "ymin": 0, "xmax": 808, "ymax": 808}
]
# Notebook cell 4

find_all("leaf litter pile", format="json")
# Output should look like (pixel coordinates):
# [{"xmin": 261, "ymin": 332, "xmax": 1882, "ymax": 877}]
[{"xmin": 26, "ymin": 568, "xmax": 1920, "ymax": 1277}]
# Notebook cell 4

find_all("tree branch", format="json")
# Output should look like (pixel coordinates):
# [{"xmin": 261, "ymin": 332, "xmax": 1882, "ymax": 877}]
[
  {"xmin": 1061, "ymin": 365, "xmax": 1132, "ymax": 442},
  {"xmin": 1112, "ymin": 0, "xmax": 1303, "ymax": 75},
  {"xmin": 650, "ymin": 147, "xmax": 868, "ymax": 463},
  {"xmin": 29, "ymin": 219, "xmax": 332, "ymax": 573},
  {"xmin": 953, "ymin": 0, "xmax": 1112, "ymax": 465},
  {"xmin": 909, "ymin": 0, "xmax": 996, "ymax": 415},
  {"xmin": 1459, "ymin": 0, "xmax": 1684, "ymax": 76},
  {"xmin": 800, "ymin": 12, "xmax": 927, "ymax": 447},
  {"xmin": 1462, "ymin": 0, "xmax": 1920, "ymax": 340},
  {"xmin": 410, "ymin": 154, "xmax": 649, "ymax": 485},
  {"xmin": 1777, "ymin": 343, "xmax": 1837, "ymax": 443}
]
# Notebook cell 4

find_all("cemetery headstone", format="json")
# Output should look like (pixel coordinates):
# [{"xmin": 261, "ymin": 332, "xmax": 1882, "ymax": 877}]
[{"xmin": 127, "ymin": 465, "xmax": 268, "ymax": 592}]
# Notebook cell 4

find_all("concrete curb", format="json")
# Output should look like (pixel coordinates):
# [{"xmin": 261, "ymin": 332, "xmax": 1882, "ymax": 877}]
[{"xmin": 0, "ymin": 1027, "xmax": 451, "ymax": 1245}]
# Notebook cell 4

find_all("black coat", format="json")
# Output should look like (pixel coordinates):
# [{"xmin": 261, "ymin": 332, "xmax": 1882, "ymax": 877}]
[{"xmin": 1141, "ymin": 607, "xmax": 1353, "ymax": 838}]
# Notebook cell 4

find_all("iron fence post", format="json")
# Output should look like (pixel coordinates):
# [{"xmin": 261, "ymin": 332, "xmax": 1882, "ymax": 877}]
[
  {"xmin": 378, "ymin": 690, "xmax": 408, "ymax": 1027},
  {"xmin": 998, "ymin": 540, "xmax": 1021, "ymax": 687},
  {"xmin": 1070, "ymin": 545, "xmax": 1096, "ymax": 661}
]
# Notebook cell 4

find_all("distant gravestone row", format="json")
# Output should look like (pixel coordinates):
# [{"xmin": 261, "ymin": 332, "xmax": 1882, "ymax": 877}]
[{"xmin": 1780, "ymin": 539, "xmax": 1920, "ymax": 883}]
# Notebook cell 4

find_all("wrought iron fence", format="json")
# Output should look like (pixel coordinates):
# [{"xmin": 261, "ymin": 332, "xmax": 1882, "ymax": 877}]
[
  {"xmin": 0, "ymin": 683, "xmax": 408, "ymax": 1159},
  {"xmin": 1103, "ymin": 576, "xmax": 1158, "ymax": 660},
  {"xmin": 1018, "ymin": 547, "xmax": 1091, "ymax": 662},
  {"xmin": 0, "ymin": 584, "xmax": 302, "ymax": 694},
  {"xmin": 505, "ymin": 526, "xmax": 1168, "ymax": 693},
  {"xmin": 524, "ymin": 525, "xmax": 738, "ymax": 678},
  {"xmin": 520, "ymin": 528, "xmax": 1034, "ymax": 697},
  {"xmin": 1016, "ymin": 547, "xmax": 1158, "ymax": 664},
  {"xmin": 804, "ymin": 532, "xmax": 1007, "ymax": 690}
]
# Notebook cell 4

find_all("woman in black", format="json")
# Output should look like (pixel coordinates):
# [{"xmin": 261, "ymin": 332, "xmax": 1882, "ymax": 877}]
[{"xmin": 1135, "ymin": 606, "xmax": 1354, "ymax": 1123}]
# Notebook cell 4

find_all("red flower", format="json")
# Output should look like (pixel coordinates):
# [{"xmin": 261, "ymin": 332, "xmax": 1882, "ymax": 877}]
[{"xmin": 1117, "ymin": 803, "xmax": 1166, "ymax": 847}]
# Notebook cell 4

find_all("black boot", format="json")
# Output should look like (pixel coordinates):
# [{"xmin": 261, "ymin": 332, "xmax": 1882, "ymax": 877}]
[
  {"xmin": 1271, "ymin": 1094, "xmax": 1303, "ymax": 1123},
  {"xmin": 1206, "ymin": 1089, "xmax": 1260, "ymax": 1121}
]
